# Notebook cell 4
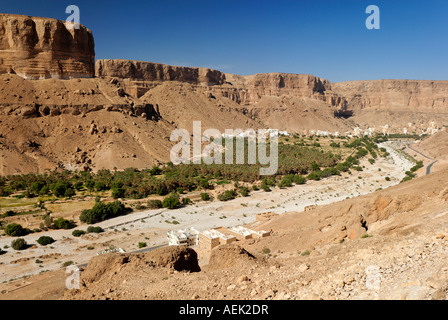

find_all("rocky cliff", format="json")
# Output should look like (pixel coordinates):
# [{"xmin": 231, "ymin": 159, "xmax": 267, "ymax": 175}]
[
  {"xmin": 333, "ymin": 80, "xmax": 448, "ymax": 130},
  {"xmin": 96, "ymin": 59, "xmax": 226, "ymax": 85},
  {"xmin": 0, "ymin": 14, "xmax": 95, "ymax": 79},
  {"xmin": 96, "ymin": 59, "xmax": 347, "ymax": 109},
  {"xmin": 333, "ymin": 80, "xmax": 448, "ymax": 111}
]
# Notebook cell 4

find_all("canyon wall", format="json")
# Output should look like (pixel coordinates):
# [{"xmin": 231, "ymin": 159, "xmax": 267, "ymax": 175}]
[
  {"xmin": 96, "ymin": 59, "xmax": 347, "ymax": 108},
  {"xmin": 0, "ymin": 14, "xmax": 95, "ymax": 79},
  {"xmin": 333, "ymin": 80, "xmax": 448, "ymax": 111},
  {"xmin": 95, "ymin": 59, "xmax": 226, "ymax": 85},
  {"xmin": 333, "ymin": 80, "xmax": 448, "ymax": 131}
]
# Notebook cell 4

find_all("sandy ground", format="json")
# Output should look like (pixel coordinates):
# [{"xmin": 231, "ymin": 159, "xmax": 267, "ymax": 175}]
[{"xmin": 0, "ymin": 140, "xmax": 415, "ymax": 288}]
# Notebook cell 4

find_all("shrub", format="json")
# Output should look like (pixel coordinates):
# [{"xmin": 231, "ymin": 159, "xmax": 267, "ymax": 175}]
[
  {"xmin": 182, "ymin": 198, "xmax": 192, "ymax": 205},
  {"xmin": 30, "ymin": 181, "xmax": 46, "ymax": 195},
  {"xmin": 37, "ymin": 236, "xmax": 55, "ymax": 246},
  {"xmin": 138, "ymin": 242, "xmax": 147, "ymax": 248},
  {"xmin": 80, "ymin": 201, "xmax": 129, "ymax": 224},
  {"xmin": 53, "ymin": 218, "xmax": 74, "ymax": 230},
  {"xmin": 149, "ymin": 166, "xmax": 162, "ymax": 176},
  {"xmin": 111, "ymin": 188, "xmax": 125, "ymax": 199},
  {"xmin": 307, "ymin": 171, "xmax": 321, "ymax": 181},
  {"xmin": 72, "ymin": 230, "xmax": 86, "ymax": 237},
  {"xmin": 62, "ymin": 261, "xmax": 74, "ymax": 268},
  {"xmin": 155, "ymin": 185, "xmax": 168, "ymax": 196},
  {"xmin": 64, "ymin": 188, "xmax": 76, "ymax": 198},
  {"xmin": 293, "ymin": 175, "xmax": 306, "ymax": 185},
  {"xmin": 74, "ymin": 181, "xmax": 84, "ymax": 191},
  {"xmin": 87, "ymin": 226, "xmax": 104, "ymax": 234},
  {"xmin": 39, "ymin": 185, "xmax": 50, "ymax": 196},
  {"xmin": 278, "ymin": 176, "xmax": 293, "ymax": 188},
  {"xmin": 162, "ymin": 194, "xmax": 180, "ymax": 209},
  {"xmin": 218, "ymin": 190, "xmax": 237, "ymax": 201},
  {"xmin": 411, "ymin": 161, "xmax": 424, "ymax": 172},
  {"xmin": 200, "ymin": 193, "xmax": 211, "ymax": 201},
  {"xmin": 11, "ymin": 238, "xmax": 27, "ymax": 250},
  {"xmin": 1, "ymin": 210, "xmax": 17, "ymax": 218},
  {"xmin": 239, "ymin": 187, "xmax": 250, "ymax": 197},
  {"xmin": 147, "ymin": 199, "xmax": 163, "ymax": 209},
  {"xmin": 261, "ymin": 183, "xmax": 271, "ymax": 192},
  {"xmin": 51, "ymin": 181, "xmax": 73, "ymax": 197},
  {"xmin": 301, "ymin": 250, "xmax": 311, "ymax": 256},
  {"xmin": 262, "ymin": 247, "xmax": 271, "ymax": 254},
  {"xmin": 4, "ymin": 223, "xmax": 26, "ymax": 237},
  {"xmin": 86, "ymin": 180, "xmax": 95, "ymax": 192},
  {"xmin": 94, "ymin": 181, "xmax": 108, "ymax": 192},
  {"xmin": 198, "ymin": 179, "xmax": 210, "ymax": 190}
]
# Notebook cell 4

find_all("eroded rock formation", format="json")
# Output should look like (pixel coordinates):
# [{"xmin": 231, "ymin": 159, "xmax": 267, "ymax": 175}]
[
  {"xmin": 0, "ymin": 14, "xmax": 95, "ymax": 79},
  {"xmin": 96, "ymin": 59, "xmax": 347, "ymax": 109},
  {"xmin": 96, "ymin": 59, "xmax": 226, "ymax": 85}
]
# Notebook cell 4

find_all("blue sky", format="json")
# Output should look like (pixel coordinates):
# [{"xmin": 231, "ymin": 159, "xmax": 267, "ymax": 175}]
[{"xmin": 1, "ymin": 0, "xmax": 447, "ymax": 82}]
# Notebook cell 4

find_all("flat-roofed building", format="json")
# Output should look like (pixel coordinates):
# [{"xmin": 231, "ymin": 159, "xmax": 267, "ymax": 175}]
[
  {"xmin": 227, "ymin": 226, "xmax": 253, "ymax": 240},
  {"xmin": 167, "ymin": 228, "xmax": 199, "ymax": 247},
  {"xmin": 228, "ymin": 226, "xmax": 271, "ymax": 239},
  {"xmin": 198, "ymin": 229, "xmax": 236, "ymax": 250}
]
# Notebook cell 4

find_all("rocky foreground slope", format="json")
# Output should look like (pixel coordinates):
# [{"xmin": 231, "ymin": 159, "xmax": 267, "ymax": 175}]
[{"xmin": 58, "ymin": 165, "xmax": 448, "ymax": 300}]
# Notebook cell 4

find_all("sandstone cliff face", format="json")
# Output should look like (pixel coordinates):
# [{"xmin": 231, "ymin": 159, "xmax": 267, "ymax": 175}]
[
  {"xmin": 96, "ymin": 59, "xmax": 226, "ymax": 85},
  {"xmin": 332, "ymin": 79, "xmax": 448, "ymax": 131},
  {"xmin": 333, "ymin": 80, "xmax": 448, "ymax": 111},
  {"xmin": 0, "ymin": 14, "xmax": 95, "ymax": 79},
  {"xmin": 96, "ymin": 59, "xmax": 347, "ymax": 109},
  {"xmin": 223, "ymin": 72, "xmax": 345, "ymax": 107}
]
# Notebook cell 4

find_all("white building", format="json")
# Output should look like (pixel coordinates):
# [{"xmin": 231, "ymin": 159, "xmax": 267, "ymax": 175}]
[{"xmin": 167, "ymin": 228, "xmax": 199, "ymax": 246}]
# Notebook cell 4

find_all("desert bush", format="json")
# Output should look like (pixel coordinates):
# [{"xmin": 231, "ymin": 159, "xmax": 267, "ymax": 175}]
[
  {"xmin": 162, "ymin": 194, "xmax": 180, "ymax": 209},
  {"xmin": 11, "ymin": 238, "xmax": 27, "ymax": 250},
  {"xmin": 307, "ymin": 171, "xmax": 322, "ymax": 181},
  {"xmin": 293, "ymin": 175, "xmax": 306, "ymax": 185},
  {"xmin": 239, "ymin": 187, "xmax": 250, "ymax": 197},
  {"xmin": 262, "ymin": 247, "xmax": 271, "ymax": 254},
  {"xmin": 64, "ymin": 188, "xmax": 76, "ymax": 198},
  {"xmin": 112, "ymin": 187, "xmax": 125, "ymax": 199},
  {"xmin": 53, "ymin": 217, "xmax": 74, "ymax": 230},
  {"xmin": 80, "ymin": 201, "xmax": 129, "ymax": 224},
  {"xmin": 182, "ymin": 198, "xmax": 192, "ymax": 205},
  {"xmin": 149, "ymin": 166, "xmax": 162, "ymax": 176},
  {"xmin": 87, "ymin": 226, "xmax": 104, "ymax": 234},
  {"xmin": 37, "ymin": 236, "xmax": 55, "ymax": 246},
  {"xmin": 218, "ymin": 190, "xmax": 237, "ymax": 201},
  {"xmin": 200, "ymin": 193, "xmax": 211, "ymax": 201},
  {"xmin": 4, "ymin": 223, "xmax": 26, "ymax": 237},
  {"xmin": 94, "ymin": 181, "xmax": 108, "ymax": 192},
  {"xmin": 72, "ymin": 230, "xmax": 86, "ymax": 237},
  {"xmin": 147, "ymin": 199, "xmax": 163, "ymax": 209},
  {"xmin": 50, "ymin": 181, "xmax": 73, "ymax": 197},
  {"xmin": 138, "ymin": 242, "xmax": 147, "ymax": 248}
]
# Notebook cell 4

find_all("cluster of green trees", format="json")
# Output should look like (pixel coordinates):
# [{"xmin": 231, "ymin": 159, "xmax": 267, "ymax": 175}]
[
  {"xmin": 80, "ymin": 200, "xmax": 129, "ymax": 224},
  {"xmin": 0, "ymin": 136, "xmax": 383, "ymax": 211}
]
